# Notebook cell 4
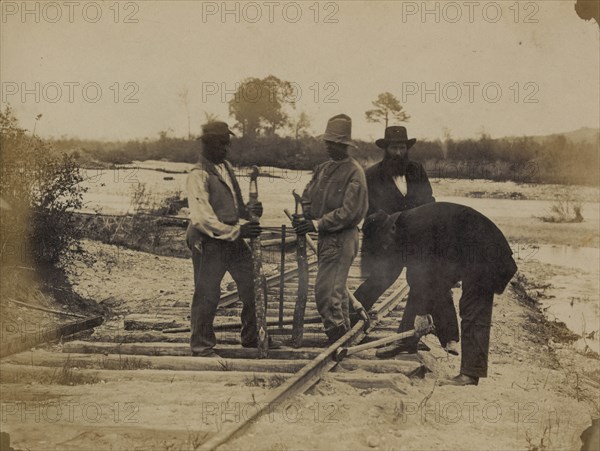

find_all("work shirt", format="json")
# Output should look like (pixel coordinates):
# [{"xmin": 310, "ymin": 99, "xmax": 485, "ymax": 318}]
[
  {"xmin": 393, "ymin": 175, "xmax": 407, "ymax": 196},
  {"xmin": 302, "ymin": 157, "xmax": 368, "ymax": 234},
  {"xmin": 186, "ymin": 159, "xmax": 243, "ymax": 242}
]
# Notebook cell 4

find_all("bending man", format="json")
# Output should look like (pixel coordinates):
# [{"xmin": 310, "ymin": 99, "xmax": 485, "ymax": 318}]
[{"xmin": 364, "ymin": 202, "xmax": 517, "ymax": 386}]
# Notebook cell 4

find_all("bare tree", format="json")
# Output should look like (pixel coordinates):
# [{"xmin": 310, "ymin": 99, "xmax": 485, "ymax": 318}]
[
  {"xmin": 365, "ymin": 92, "xmax": 410, "ymax": 128},
  {"xmin": 177, "ymin": 87, "xmax": 191, "ymax": 139},
  {"xmin": 292, "ymin": 111, "xmax": 311, "ymax": 140}
]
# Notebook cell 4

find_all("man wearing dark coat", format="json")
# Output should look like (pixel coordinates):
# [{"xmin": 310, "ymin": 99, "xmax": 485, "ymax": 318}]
[
  {"xmin": 364, "ymin": 202, "xmax": 518, "ymax": 386},
  {"xmin": 353, "ymin": 126, "xmax": 459, "ymax": 354}
]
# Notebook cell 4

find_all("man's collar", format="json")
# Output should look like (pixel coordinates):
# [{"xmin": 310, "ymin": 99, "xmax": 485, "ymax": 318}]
[
  {"xmin": 330, "ymin": 156, "xmax": 350, "ymax": 163},
  {"xmin": 196, "ymin": 156, "xmax": 230, "ymax": 184}
]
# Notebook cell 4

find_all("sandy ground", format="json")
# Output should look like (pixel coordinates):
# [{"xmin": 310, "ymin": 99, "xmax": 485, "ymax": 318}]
[
  {"xmin": 1, "ymin": 170, "xmax": 598, "ymax": 450},
  {"xmin": 220, "ymin": 255, "xmax": 600, "ymax": 450},
  {"xmin": 1, "ymin": 236, "xmax": 598, "ymax": 450}
]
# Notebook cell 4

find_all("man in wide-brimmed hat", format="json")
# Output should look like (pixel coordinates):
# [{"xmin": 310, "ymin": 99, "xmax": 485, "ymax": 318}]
[
  {"xmin": 353, "ymin": 126, "xmax": 460, "ymax": 355},
  {"xmin": 185, "ymin": 121, "xmax": 278, "ymax": 357},
  {"xmin": 292, "ymin": 114, "xmax": 368, "ymax": 343}
]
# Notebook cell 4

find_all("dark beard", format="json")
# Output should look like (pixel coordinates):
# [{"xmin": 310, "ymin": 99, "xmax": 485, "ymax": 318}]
[
  {"xmin": 327, "ymin": 148, "xmax": 348, "ymax": 161},
  {"xmin": 382, "ymin": 154, "xmax": 408, "ymax": 177},
  {"xmin": 203, "ymin": 146, "xmax": 227, "ymax": 164}
]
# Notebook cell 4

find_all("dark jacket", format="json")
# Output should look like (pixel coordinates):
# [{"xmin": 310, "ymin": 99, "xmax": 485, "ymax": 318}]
[
  {"xmin": 390, "ymin": 202, "xmax": 517, "ymax": 304},
  {"xmin": 365, "ymin": 160, "xmax": 435, "ymax": 217},
  {"xmin": 361, "ymin": 160, "xmax": 434, "ymax": 275}
]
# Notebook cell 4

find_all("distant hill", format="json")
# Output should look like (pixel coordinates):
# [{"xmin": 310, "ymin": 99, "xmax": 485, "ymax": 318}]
[{"xmin": 526, "ymin": 127, "xmax": 600, "ymax": 145}]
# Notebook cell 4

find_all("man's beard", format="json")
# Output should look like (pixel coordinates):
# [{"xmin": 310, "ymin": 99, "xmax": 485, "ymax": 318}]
[
  {"xmin": 203, "ymin": 146, "xmax": 227, "ymax": 164},
  {"xmin": 327, "ymin": 148, "xmax": 348, "ymax": 161},
  {"xmin": 382, "ymin": 154, "xmax": 409, "ymax": 176}
]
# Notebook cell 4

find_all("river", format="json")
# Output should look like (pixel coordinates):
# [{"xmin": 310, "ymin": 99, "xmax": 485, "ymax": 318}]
[{"xmin": 79, "ymin": 164, "xmax": 599, "ymax": 351}]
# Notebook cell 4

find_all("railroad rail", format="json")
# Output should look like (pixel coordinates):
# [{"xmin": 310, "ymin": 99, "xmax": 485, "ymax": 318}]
[{"xmin": 1, "ymin": 239, "xmax": 422, "ymax": 450}]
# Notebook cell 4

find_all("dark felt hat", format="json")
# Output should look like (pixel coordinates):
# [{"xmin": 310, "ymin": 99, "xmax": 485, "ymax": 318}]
[
  {"xmin": 375, "ymin": 126, "xmax": 416, "ymax": 149},
  {"xmin": 318, "ymin": 114, "xmax": 357, "ymax": 148},
  {"xmin": 201, "ymin": 121, "xmax": 235, "ymax": 138}
]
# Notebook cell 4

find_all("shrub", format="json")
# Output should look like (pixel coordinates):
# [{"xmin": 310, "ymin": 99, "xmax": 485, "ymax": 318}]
[
  {"xmin": 540, "ymin": 198, "xmax": 584, "ymax": 223},
  {"xmin": 0, "ymin": 105, "xmax": 87, "ymax": 270}
]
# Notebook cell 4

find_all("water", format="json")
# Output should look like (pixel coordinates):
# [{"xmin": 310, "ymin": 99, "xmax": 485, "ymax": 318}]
[
  {"xmin": 79, "ymin": 165, "xmax": 600, "ymax": 351},
  {"xmin": 530, "ymin": 244, "xmax": 600, "ymax": 273},
  {"xmin": 526, "ymin": 244, "xmax": 600, "ymax": 354},
  {"xmin": 438, "ymin": 196, "xmax": 600, "ymax": 221}
]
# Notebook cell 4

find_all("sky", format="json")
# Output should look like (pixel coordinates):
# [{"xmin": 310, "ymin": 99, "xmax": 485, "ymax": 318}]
[{"xmin": 1, "ymin": 0, "xmax": 599, "ymax": 142}]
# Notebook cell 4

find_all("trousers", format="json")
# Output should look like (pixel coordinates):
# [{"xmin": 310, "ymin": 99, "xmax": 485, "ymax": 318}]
[
  {"xmin": 354, "ymin": 254, "xmax": 459, "ymax": 347},
  {"xmin": 189, "ymin": 237, "xmax": 257, "ymax": 353},
  {"xmin": 315, "ymin": 228, "xmax": 359, "ymax": 333},
  {"xmin": 401, "ymin": 265, "xmax": 495, "ymax": 378}
]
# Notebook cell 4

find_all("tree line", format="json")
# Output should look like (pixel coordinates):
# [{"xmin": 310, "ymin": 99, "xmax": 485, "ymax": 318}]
[
  {"xmin": 12, "ymin": 72, "xmax": 600, "ymax": 185},
  {"xmin": 49, "ymin": 131, "xmax": 599, "ymax": 186}
]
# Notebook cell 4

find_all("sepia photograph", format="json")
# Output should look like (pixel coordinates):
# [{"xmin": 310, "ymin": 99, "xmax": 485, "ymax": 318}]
[{"xmin": 0, "ymin": 1, "xmax": 599, "ymax": 450}]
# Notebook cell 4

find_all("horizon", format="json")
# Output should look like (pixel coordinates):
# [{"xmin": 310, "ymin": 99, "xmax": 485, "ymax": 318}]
[
  {"xmin": 1, "ymin": 1, "xmax": 599, "ymax": 142},
  {"xmin": 32, "ymin": 124, "xmax": 600, "ymax": 144}
]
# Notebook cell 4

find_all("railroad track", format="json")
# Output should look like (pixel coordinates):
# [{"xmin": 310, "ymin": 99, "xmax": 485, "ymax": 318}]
[{"xmin": 1, "ymin": 247, "xmax": 424, "ymax": 450}]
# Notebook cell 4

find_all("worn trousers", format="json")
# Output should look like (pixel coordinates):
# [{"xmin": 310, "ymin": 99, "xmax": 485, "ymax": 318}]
[
  {"xmin": 189, "ymin": 237, "xmax": 257, "ymax": 353},
  {"xmin": 315, "ymin": 228, "xmax": 359, "ymax": 333},
  {"xmin": 400, "ymin": 266, "xmax": 495, "ymax": 378},
  {"xmin": 354, "ymin": 255, "xmax": 459, "ymax": 347}
]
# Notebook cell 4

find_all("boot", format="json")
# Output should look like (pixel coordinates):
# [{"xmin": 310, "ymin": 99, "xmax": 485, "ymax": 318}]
[
  {"xmin": 444, "ymin": 340, "xmax": 460, "ymax": 356},
  {"xmin": 192, "ymin": 348, "xmax": 218, "ymax": 358},
  {"xmin": 325, "ymin": 323, "xmax": 348, "ymax": 345},
  {"xmin": 438, "ymin": 373, "xmax": 479, "ymax": 386},
  {"xmin": 242, "ymin": 337, "xmax": 282, "ymax": 349}
]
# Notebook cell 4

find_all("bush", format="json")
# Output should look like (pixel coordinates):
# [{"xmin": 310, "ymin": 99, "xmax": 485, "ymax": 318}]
[
  {"xmin": 539, "ymin": 198, "xmax": 584, "ymax": 223},
  {"xmin": 0, "ymin": 105, "xmax": 87, "ymax": 269}
]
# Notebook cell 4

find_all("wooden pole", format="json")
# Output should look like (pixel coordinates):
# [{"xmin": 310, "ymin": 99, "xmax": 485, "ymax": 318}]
[
  {"xmin": 249, "ymin": 166, "xmax": 268, "ymax": 358},
  {"xmin": 288, "ymin": 201, "xmax": 309, "ymax": 348},
  {"xmin": 279, "ymin": 224, "xmax": 286, "ymax": 330},
  {"xmin": 284, "ymin": 209, "xmax": 370, "ymax": 329}
]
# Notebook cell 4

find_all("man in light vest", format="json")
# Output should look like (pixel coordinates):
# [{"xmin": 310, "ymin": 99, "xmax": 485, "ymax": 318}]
[{"xmin": 185, "ymin": 121, "xmax": 278, "ymax": 357}]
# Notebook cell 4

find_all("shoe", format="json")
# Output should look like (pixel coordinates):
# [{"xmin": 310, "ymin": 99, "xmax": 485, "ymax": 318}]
[
  {"xmin": 242, "ymin": 338, "xmax": 282, "ymax": 349},
  {"xmin": 350, "ymin": 309, "xmax": 371, "ymax": 331},
  {"xmin": 417, "ymin": 341, "xmax": 431, "ymax": 352},
  {"xmin": 438, "ymin": 374, "xmax": 479, "ymax": 386},
  {"xmin": 445, "ymin": 341, "xmax": 459, "ymax": 356},
  {"xmin": 192, "ymin": 349, "xmax": 218, "ymax": 357},
  {"xmin": 325, "ymin": 324, "xmax": 348, "ymax": 345}
]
